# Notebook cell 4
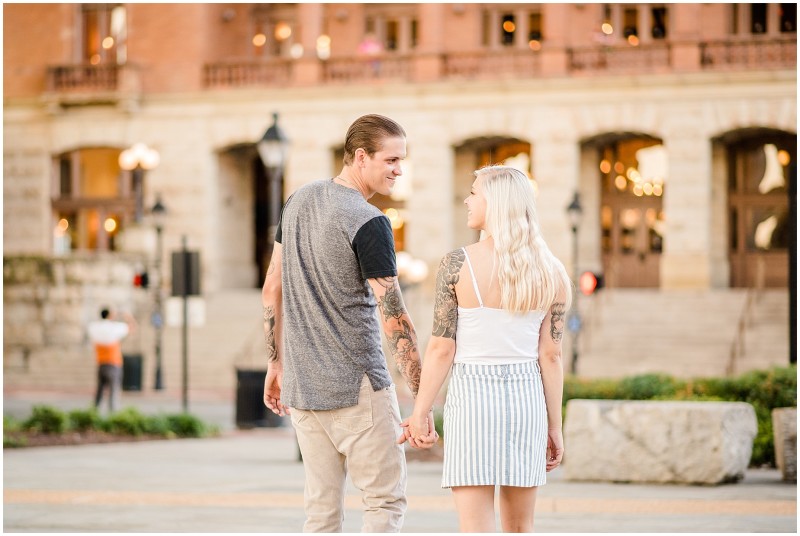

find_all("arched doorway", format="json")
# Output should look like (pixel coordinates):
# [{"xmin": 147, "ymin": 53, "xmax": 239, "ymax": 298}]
[
  {"xmin": 583, "ymin": 133, "xmax": 666, "ymax": 288},
  {"xmin": 452, "ymin": 136, "xmax": 532, "ymax": 248},
  {"xmin": 217, "ymin": 144, "xmax": 281, "ymax": 288},
  {"xmin": 717, "ymin": 128, "xmax": 796, "ymax": 289}
]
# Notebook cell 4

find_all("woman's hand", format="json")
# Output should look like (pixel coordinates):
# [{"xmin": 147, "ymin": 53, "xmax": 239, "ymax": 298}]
[
  {"xmin": 546, "ymin": 427, "xmax": 564, "ymax": 471},
  {"xmin": 397, "ymin": 410, "xmax": 438, "ymax": 449}
]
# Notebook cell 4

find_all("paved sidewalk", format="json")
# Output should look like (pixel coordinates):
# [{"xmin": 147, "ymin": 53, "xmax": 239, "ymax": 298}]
[{"xmin": 3, "ymin": 390, "xmax": 797, "ymax": 533}]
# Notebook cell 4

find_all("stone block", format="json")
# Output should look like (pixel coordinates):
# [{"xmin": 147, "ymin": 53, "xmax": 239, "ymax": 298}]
[
  {"xmin": 772, "ymin": 407, "xmax": 797, "ymax": 482},
  {"xmin": 563, "ymin": 399, "xmax": 757, "ymax": 485}
]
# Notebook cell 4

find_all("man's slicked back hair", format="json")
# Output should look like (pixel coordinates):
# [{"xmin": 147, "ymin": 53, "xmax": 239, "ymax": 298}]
[{"xmin": 343, "ymin": 114, "xmax": 406, "ymax": 165}]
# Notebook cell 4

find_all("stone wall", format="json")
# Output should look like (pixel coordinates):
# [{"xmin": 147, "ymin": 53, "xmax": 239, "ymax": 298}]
[{"xmin": 3, "ymin": 254, "xmax": 148, "ymax": 388}]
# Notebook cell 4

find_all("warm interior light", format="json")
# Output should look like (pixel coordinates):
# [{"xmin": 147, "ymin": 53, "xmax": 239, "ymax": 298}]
[
  {"xmin": 528, "ymin": 40, "xmax": 541, "ymax": 51},
  {"xmin": 602, "ymin": 22, "xmax": 614, "ymax": 35},
  {"xmin": 290, "ymin": 43, "xmax": 304, "ymax": 58},
  {"xmin": 614, "ymin": 175, "xmax": 627, "ymax": 190},
  {"xmin": 503, "ymin": 21, "xmax": 516, "ymax": 33},
  {"xmin": 90, "ymin": 54, "xmax": 101, "ymax": 65},
  {"xmin": 600, "ymin": 160, "xmax": 611, "ymax": 174},
  {"xmin": 643, "ymin": 182, "xmax": 654, "ymax": 196},
  {"xmin": 653, "ymin": 184, "xmax": 663, "ymax": 196},
  {"xmin": 275, "ymin": 22, "xmax": 292, "ymax": 41},
  {"xmin": 627, "ymin": 35, "xmax": 640, "ymax": 46},
  {"xmin": 778, "ymin": 149, "xmax": 791, "ymax": 166},
  {"xmin": 57, "ymin": 218, "xmax": 69, "ymax": 232},
  {"xmin": 104, "ymin": 218, "xmax": 118, "ymax": 233},
  {"xmin": 317, "ymin": 34, "xmax": 331, "ymax": 47},
  {"xmin": 614, "ymin": 161, "xmax": 624, "ymax": 174},
  {"xmin": 102, "ymin": 37, "xmax": 115, "ymax": 49},
  {"xmin": 253, "ymin": 33, "xmax": 267, "ymax": 47},
  {"xmin": 633, "ymin": 185, "xmax": 644, "ymax": 197}
]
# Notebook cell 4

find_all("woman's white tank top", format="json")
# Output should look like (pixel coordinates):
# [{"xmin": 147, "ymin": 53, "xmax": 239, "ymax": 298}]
[{"xmin": 453, "ymin": 248, "xmax": 545, "ymax": 365}]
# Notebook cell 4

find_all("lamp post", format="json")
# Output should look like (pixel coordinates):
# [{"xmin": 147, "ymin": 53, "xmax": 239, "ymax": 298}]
[
  {"xmin": 257, "ymin": 113, "xmax": 290, "ymax": 267},
  {"xmin": 119, "ymin": 143, "xmax": 160, "ymax": 223},
  {"xmin": 150, "ymin": 195, "xmax": 167, "ymax": 390},
  {"xmin": 566, "ymin": 192, "xmax": 583, "ymax": 375}
]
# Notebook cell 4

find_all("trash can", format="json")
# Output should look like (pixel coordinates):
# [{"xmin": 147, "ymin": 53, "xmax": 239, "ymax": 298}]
[
  {"xmin": 235, "ymin": 369, "xmax": 285, "ymax": 428},
  {"xmin": 122, "ymin": 354, "xmax": 143, "ymax": 391}
]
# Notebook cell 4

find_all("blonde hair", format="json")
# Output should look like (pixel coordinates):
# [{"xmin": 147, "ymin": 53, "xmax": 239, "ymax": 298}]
[{"xmin": 476, "ymin": 165, "xmax": 572, "ymax": 313}]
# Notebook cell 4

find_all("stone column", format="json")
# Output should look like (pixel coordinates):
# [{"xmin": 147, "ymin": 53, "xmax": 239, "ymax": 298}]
[
  {"xmin": 412, "ymin": 3, "xmax": 443, "ymax": 82},
  {"xmin": 514, "ymin": 8, "xmax": 529, "ymax": 49},
  {"xmin": 670, "ymin": 3, "xmax": 702, "ymax": 72},
  {"xmin": 637, "ymin": 4, "xmax": 652, "ymax": 44},
  {"xmin": 540, "ymin": 3, "xmax": 568, "ymax": 76},
  {"xmin": 660, "ymin": 120, "xmax": 713, "ymax": 289},
  {"xmin": 293, "ymin": 2, "xmax": 323, "ymax": 85}
]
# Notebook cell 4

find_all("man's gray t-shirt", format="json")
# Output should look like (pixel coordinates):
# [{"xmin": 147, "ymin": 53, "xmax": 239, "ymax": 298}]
[{"xmin": 275, "ymin": 178, "xmax": 397, "ymax": 410}]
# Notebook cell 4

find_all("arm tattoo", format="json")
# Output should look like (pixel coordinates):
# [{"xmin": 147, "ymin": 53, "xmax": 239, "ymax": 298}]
[
  {"xmin": 549, "ymin": 302, "xmax": 565, "ymax": 343},
  {"xmin": 431, "ymin": 250, "xmax": 464, "ymax": 339},
  {"xmin": 263, "ymin": 305, "xmax": 278, "ymax": 363},
  {"xmin": 388, "ymin": 318, "xmax": 420, "ymax": 395},
  {"xmin": 376, "ymin": 276, "xmax": 405, "ymax": 321}
]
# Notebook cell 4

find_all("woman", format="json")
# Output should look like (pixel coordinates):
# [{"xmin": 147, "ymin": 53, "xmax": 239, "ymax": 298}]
[{"xmin": 401, "ymin": 165, "xmax": 571, "ymax": 532}]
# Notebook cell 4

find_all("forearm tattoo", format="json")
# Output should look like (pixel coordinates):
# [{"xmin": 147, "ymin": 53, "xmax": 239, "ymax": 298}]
[
  {"xmin": 549, "ymin": 302, "xmax": 565, "ymax": 343},
  {"xmin": 263, "ymin": 305, "xmax": 278, "ymax": 363},
  {"xmin": 376, "ymin": 277, "xmax": 405, "ymax": 321},
  {"xmin": 388, "ymin": 318, "xmax": 420, "ymax": 395},
  {"xmin": 431, "ymin": 250, "xmax": 464, "ymax": 339}
]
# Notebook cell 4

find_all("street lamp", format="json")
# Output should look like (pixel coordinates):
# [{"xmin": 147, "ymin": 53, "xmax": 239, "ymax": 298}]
[
  {"xmin": 119, "ymin": 143, "xmax": 160, "ymax": 223},
  {"xmin": 150, "ymin": 195, "xmax": 167, "ymax": 390},
  {"xmin": 565, "ymin": 191, "xmax": 583, "ymax": 375},
  {"xmin": 257, "ymin": 112, "xmax": 290, "ymax": 264}
]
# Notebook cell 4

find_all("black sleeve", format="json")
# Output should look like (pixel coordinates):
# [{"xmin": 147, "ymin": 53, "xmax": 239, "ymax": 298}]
[
  {"xmin": 274, "ymin": 195, "xmax": 292, "ymax": 244},
  {"xmin": 352, "ymin": 215, "xmax": 397, "ymax": 279}
]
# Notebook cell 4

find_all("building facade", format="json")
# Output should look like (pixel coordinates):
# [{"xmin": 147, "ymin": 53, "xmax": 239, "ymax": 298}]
[{"xmin": 3, "ymin": 3, "xmax": 796, "ymax": 392}]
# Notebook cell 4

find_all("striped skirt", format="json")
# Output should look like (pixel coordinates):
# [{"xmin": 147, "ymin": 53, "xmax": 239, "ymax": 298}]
[{"xmin": 441, "ymin": 360, "xmax": 548, "ymax": 488}]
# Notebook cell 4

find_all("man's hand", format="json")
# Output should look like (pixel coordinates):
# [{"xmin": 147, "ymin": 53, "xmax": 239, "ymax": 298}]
[
  {"xmin": 263, "ymin": 367, "xmax": 290, "ymax": 416},
  {"xmin": 397, "ymin": 410, "xmax": 438, "ymax": 449}
]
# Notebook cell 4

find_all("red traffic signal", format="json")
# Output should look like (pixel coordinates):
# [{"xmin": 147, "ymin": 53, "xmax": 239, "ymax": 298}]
[{"xmin": 579, "ymin": 271, "xmax": 604, "ymax": 296}]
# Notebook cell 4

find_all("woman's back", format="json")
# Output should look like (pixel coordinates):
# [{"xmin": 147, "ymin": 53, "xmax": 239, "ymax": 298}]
[{"xmin": 453, "ymin": 241, "xmax": 544, "ymax": 365}]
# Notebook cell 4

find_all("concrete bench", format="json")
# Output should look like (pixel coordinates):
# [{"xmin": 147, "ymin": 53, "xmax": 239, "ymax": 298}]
[
  {"xmin": 772, "ymin": 407, "xmax": 797, "ymax": 482},
  {"xmin": 563, "ymin": 399, "xmax": 757, "ymax": 485}
]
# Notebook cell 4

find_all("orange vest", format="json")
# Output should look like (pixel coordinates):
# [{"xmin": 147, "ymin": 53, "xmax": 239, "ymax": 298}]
[{"xmin": 95, "ymin": 342, "xmax": 123, "ymax": 367}]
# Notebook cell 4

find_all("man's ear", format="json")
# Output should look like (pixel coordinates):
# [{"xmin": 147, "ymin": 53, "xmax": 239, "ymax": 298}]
[{"xmin": 355, "ymin": 147, "xmax": 367, "ymax": 167}]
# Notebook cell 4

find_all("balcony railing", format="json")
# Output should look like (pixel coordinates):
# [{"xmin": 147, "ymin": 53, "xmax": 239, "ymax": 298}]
[
  {"xmin": 321, "ymin": 55, "xmax": 412, "ymax": 83},
  {"xmin": 568, "ymin": 44, "xmax": 672, "ymax": 74},
  {"xmin": 44, "ymin": 63, "xmax": 141, "ymax": 109},
  {"xmin": 443, "ymin": 50, "xmax": 542, "ymax": 79},
  {"xmin": 204, "ymin": 59, "xmax": 292, "ymax": 88},
  {"xmin": 700, "ymin": 37, "xmax": 797, "ymax": 70},
  {"xmin": 47, "ymin": 64, "xmax": 120, "ymax": 92}
]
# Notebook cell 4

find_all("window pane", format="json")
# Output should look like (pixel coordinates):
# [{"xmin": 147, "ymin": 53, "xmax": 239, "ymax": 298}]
[
  {"xmin": 751, "ymin": 3, "xmax": 767, "ymax": 34},
  {"xmin": 79, "ymin": 148, "xmax": 121, "ymax": 198},
  {"xmin": 501, "ymin": 14, "xmax": 515, "ymax": 46},
  {"xmin": 780, "ymin": 3, "xmax": 797, "ymax": 33},
  {"xmin": 652, "ymin": 7, "xmax": 667, "ymax": 39}
]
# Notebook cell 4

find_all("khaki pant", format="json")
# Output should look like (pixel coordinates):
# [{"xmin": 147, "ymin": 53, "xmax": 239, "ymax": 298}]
[{"xmin": 291, "ymin": 375, "xmax": 407, "ymax": 533}]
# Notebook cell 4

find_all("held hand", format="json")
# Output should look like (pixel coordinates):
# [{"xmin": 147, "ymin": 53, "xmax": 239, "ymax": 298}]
[
  {"xmin": 263, "ymin": 367, "xmax": 290, "ymax": 416},
  {"xmin": 397, "ymin": 411, "xmax": 438, "ymax": 449},
  {"xmin": 546, "ymin": 427, "xmax": 564, "ymax": 472}
]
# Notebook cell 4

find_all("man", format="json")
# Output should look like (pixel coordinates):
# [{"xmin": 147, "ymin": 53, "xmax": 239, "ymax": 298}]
[
  {"xmin": 87, "ymin": 307, "xmax": 136, "ymax": 412},
  {"xmin": 262, "ymin": 114, "xmax": 437, "ymax": 532}
]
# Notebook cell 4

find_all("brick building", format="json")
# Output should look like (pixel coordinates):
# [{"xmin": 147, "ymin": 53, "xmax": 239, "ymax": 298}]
[{"xmin": 3, "ymin": 3, "xmax": 796, "ymax": 393}]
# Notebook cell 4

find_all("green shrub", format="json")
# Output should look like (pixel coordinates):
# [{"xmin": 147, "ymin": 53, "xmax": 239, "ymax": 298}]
[
  {"xmin": 105, "ymin": 407, "xmax": 148, "ymax": 436},
  {"xmin": 3, "ymin": 435, "xmax": 27, "ymax": 448},
  {"xmin": 4, "ymin": 415, "xmax": 22, "ymax": 433},
  {"xmin": 166, "ymin": 413, "xmax": 207, "ymax": 438},
  {"xmin": 142, "ymin": 415, "xmax": 171, "ymax": 436},
  {"xmin": 23, "ymin": 405, "xmax": 67, "ymax": 434},
  {"xmin": 68, "ymin": 408, "xmax": 102, "ymax": 432},
  {"xmin": 616, "ymin": 373, "xmax": 685, "ymax": 400}
]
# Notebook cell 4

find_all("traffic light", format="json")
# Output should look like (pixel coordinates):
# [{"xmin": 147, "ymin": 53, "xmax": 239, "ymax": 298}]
[
  {"xmin": 579, "ymin": 271, "xmax": 604, "ymax": 296},
  {"xmin": 133, "ymin": 271, "xmax": 149, "ymax": 289}
]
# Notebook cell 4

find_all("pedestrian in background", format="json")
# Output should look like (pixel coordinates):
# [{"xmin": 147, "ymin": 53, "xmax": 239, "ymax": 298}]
[
  {"xmin": 399, "ymin": 165, "xmax": 571, "ymax": 532},
  {"xmin": 87, "ymin": 307, "xmax": 136, "ymax": 413},
  {"xmin": 261, "ymin": 114, "xmax": 437, "ymax": 533}
]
